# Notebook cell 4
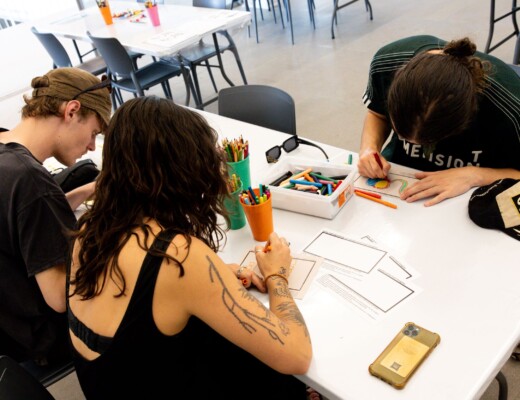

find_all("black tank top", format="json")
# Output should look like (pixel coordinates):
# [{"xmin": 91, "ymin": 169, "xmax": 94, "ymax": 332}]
[{"xmin": 67, "ymin": 231, "xmax": 305, "ymax": 399}]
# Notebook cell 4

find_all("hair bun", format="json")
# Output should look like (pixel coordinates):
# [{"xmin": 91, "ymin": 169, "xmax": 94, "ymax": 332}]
[
  {"xmin": 443, "ymin": 37, "xmax": 477, "ymax": 58},
  {"xmin": 31, "ymin": 75, "xmax": 50, "ymax": 89}
]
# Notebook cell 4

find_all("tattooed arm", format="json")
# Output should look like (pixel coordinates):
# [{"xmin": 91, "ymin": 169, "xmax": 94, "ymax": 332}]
[{"xmin": 154, "ymin": 232, "xmax": 312, "ymax": 375}]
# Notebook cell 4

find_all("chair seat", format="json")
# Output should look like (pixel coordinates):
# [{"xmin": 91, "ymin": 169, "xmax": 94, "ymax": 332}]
[
  {"xmin": 113, "ymin": 62, "xmax": 183, "ymax": 92},
  {"xmin": 76, "ymin": 56, "xmax": 107, "ymax": 76},
  {"xmin": 178, "ymin": 35, "xmax": 233, "ymax": 64}
]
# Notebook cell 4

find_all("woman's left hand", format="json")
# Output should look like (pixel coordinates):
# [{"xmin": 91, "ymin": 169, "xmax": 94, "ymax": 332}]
[
  {"xmin": 230, "ymin": 263, "xmax": 266, "ymax": 293},
  {"xmin": 400, "ymin": 168, "xmax": 477, "ymax": 206}
]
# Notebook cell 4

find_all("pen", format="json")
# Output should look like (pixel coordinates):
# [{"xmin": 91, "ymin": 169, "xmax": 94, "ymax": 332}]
[
  {"xmin": 354, "ymin": 189, "xmax": 381, "ymax": 199},
  {"xmin": 355, "ymin": 191, "xmax": 397, "ymax": 209}
]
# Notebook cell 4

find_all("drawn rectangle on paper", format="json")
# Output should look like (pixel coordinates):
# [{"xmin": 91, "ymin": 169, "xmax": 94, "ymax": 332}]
[{"xmin": 303, "ymin": 230, "xmax": 385, "ymax": 274}]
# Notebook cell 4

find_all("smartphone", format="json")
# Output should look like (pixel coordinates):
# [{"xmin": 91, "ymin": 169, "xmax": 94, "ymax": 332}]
[{"xmin": 368, "ymin": 322, "xmax": 440, "ymax": 389}]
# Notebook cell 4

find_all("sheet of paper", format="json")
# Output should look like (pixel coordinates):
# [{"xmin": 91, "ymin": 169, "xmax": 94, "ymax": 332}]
[
  {"xmin": 353, "ymin": 172, "xmax": 419, "ymax": 198},
  {"xmin": 303, "ymin": 229, "xmax": 422, "ymax": 321},
  {"xmin": 239, "ymin": 250, "xmax": 322, "ymax": 300},
  {"xmin": 316, "ymin": 271, "xmax": 421, "ymax": 321}
]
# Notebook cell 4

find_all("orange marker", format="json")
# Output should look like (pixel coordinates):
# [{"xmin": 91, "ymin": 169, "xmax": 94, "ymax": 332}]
[{"xmin": 355, "ymin": 191, "xmax": 397, "ymax": 209}]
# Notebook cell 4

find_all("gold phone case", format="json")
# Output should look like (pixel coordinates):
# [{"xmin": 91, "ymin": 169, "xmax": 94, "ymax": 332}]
[{"xmin": 368, "ymin": 322, "xmax": 440, "ymax": 389}]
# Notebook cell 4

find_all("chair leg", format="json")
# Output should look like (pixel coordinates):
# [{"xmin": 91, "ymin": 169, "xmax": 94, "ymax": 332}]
[
  {"xmin": 285, "ymin": 0, "xmax": 294, "ymax": 44},
  {"xmin": 230, "ymin": 47, "xmax": 248, "ymax": 85},
  {"xmin": 277, "ymin": 0, "xmax": 285, "ymax": 28},
  {"xmin": 495, "ymin": 371, "xmax": 508, "ymax": 400},
  {"xmin": 307, "ymin": 0, "xmax": 315, "ymax": 28},
  {"xmin": 190, "ymin": 66, "xmax": 204, "ymax": 106},
  {"xmin": 204, "ymin": 60, "xmax": 219, "ymax": 93},
  {"xmin": 182, "ymin": 67, "xmax": 201, "ymax": 109},
  {"xmin": 253, "ymin": 0, "xmax": 259, "ymax": 43}
]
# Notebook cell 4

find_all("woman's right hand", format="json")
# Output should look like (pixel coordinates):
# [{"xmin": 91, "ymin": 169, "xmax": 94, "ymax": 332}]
[
  {"xmin": 357, "ymin": 149, "xmax": 390, "ymax": 179},
  {"xmin": 254, "ymin": 232, "xmax": 292, "ymax": 282}
]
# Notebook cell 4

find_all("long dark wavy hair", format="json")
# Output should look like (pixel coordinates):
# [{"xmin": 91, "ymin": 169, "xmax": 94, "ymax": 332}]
[
  {"xmin": 70, "ymin": 96, "xmax": 229, "ymax": 300},
  {"xmin": 388, "ymin": 37, "xmax": 491, "ymax": 145}
]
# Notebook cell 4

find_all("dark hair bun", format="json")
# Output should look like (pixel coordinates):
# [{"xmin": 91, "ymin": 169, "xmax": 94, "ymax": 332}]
[{"xmin": 443, "ymin": 37, "xmax": 477, "ymax": 58}]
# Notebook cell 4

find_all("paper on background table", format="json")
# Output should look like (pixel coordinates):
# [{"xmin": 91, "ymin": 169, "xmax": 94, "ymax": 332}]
[{"xmin": 238, "ymin": 250, "xmax": 322, "ymax": 300}]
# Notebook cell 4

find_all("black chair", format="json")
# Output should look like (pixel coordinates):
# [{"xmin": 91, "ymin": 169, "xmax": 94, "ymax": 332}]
[
  {"xmin": 19, "ymin": 358, "xmax": 75, "ymax": 388},
  {"xmin": 0, "ymin": 355, "xmax": 56, "ymax": 400},
  {"xmin": 218, "ymin": 84, "xmax": 296, "ymax": 134},
  {"xmin": 331, "ymin": 0, "xmax": 373, "ymax": 39},
  {"xmin": 87, "ymin": 32, "xmax": 198, "ymax": 108},
  {"xmin": 484, "ymin": 0, "xmax": 520, "ymax": 54},
  {"xmin": 164, "ymin": 0, "xmax": 247, "ymax": 109},
  {"xmin": 31, "ymin": 27, "xmax": 107, "ymax": 77}
]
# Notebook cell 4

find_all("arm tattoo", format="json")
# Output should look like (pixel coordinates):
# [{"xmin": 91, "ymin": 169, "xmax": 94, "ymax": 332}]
[
  {"xmin": 206, "ymin": 255, "xmax": 285, "ymax": 345},
  {"xmin": 277, "ymin": 302, "xmax": 310, "ymax": 338}
]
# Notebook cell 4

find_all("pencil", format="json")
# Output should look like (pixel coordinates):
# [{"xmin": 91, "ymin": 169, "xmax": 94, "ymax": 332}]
[{"xmin": 355, "ymin": 191, "xmax": 397, "ymax": 209}]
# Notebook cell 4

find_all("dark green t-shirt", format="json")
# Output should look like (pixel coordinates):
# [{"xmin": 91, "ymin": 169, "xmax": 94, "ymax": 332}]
[{"xmin": 363, "ymin": 35, "xmax": 520, "ymax": 171}]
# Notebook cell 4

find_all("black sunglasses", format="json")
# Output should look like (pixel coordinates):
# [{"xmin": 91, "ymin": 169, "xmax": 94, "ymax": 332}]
[
  {"xmin": 72, "ymin": 74, "xmax": 112, "ymax": 100},
  {"xmin": 265, "ymin": 135, "xmax": 329, "ymax": 163}
]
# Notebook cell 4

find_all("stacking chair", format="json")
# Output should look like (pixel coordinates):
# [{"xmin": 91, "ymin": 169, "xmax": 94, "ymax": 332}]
[
  {"xmin": 218, "ymin": 84, "xmax": 296, "ymax": 134},
  {"xmin": 31, "ymin": 27, "xmax": 107, "ymax": 77},
  {"xmin": 484, "ymin": 0, "xmax": 520, "ymax": 54},
  {"xmin": 165, "ymin": 0, "xmax": 247, "ymax": 109},
  {"xmin": 0, "ymin": 355, "xmax": 56, "ymax": 400},
  {"xmin": 19, "ymin": 358, "xmax": 75, "ymax": 388},
  {"xmin": 331, "ymin": 0, "xmax": 373, "ymax": 39},
  {"xmin": 87, "ymin": 32, "xmax": 198, "ymax": 108}
]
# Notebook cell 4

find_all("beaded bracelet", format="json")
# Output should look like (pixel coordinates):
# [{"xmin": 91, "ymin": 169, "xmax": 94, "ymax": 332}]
[{"xmin": 264, "ymin": 273, "xmax": 289, "ymax": 285}]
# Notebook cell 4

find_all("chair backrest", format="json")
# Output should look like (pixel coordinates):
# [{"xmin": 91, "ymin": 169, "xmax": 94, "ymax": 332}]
[
  {"xmin": 0, "ymin": 355, "xmax": 56, "ymax": 400},
  {"xmin": 218, "ymin": 85, "xmax": 297, "ymax": 134},
  {"xmin": 31, "ymin": 27, "xmax": 73, "ymax": 68},
  {"xmin": 87, "ymin": 32, "xmax": 135, "ymax": 77},
  {"xmin": 193, "ymin": 0, "xmax": 226, "ymax": 9}
]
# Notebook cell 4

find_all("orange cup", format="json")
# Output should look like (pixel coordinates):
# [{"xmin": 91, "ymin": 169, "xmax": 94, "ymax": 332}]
[
  {"xmin": 240, "ymin": 188, "xmax": 273, "ymax": 242},
  {"xmin": 99, "ymin": 5, "xmax": 113, "ymax": 25}
]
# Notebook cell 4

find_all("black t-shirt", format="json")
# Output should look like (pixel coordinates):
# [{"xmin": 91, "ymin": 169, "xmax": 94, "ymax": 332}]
[
  {"xmin": 0, "ymin": 141, "xmax": 76, "ymax": 363},
  {"xmin": 363, "ymin": 35, "xmax": 520, "ymax": 172}
]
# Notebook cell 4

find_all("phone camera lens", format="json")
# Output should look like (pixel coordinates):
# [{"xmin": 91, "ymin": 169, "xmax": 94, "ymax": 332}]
[
  {"xmin": 404, "ymin": 330, "xmax": 410, "ymax": 336},
  {"xmin": 411, "ymin": 329, "xmax": 419, "ymax": 336}
]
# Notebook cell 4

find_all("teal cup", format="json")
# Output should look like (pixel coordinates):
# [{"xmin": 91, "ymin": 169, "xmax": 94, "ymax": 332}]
[
  {"xmin": 227, "ymin": 156, "xmax": 251, "ymax": 192},
  {"xmin": 224, "ymin": 182, "xmax": 246, "ymax": 230}
]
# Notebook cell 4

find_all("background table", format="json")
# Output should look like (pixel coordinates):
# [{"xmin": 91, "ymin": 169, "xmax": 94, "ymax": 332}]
[{"xmin": 33, "ymin": 1, "xmax": 251, "ymax": 57}]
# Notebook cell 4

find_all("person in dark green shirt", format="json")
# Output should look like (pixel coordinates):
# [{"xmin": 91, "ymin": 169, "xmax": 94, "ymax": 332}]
[{"xmin": 358, "ymin": 35, "xmax": 520, "ymax": 206}]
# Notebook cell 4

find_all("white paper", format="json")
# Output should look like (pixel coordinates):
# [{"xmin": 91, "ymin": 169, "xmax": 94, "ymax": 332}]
[{"xmin": 238, "ymin": 250, "xmax": 322, "ymax": 300}]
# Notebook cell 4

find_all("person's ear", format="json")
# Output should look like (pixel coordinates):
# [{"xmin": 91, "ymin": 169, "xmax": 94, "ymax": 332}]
[{"xmin": 65, "ymin": 100, "xmax": 81, "ymax": 119}]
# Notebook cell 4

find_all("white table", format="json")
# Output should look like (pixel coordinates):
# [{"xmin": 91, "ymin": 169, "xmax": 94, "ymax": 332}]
[
  {"xmin": 78, "ymin": 109, "xmax": 520, "ymax": 400},
  {"xmin": 32, "ymin": 2, "xmax": 251, "ymax": 58}
]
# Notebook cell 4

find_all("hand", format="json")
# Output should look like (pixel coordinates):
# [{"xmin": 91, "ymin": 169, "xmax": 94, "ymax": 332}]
[
  {"xmin": 357, "ymin": 149, "xmax": 391, "ymax": 179},
  {"xmin": 231, "ymin": 263, "xmax": 266, "ymax": 292},
  {"xmin": 255, "ymin": 232, "xmax": 292, "ymax": 282},
  {"xmin": 400, "ymin": 168, "xmax": 477, "ymax": 206}
]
